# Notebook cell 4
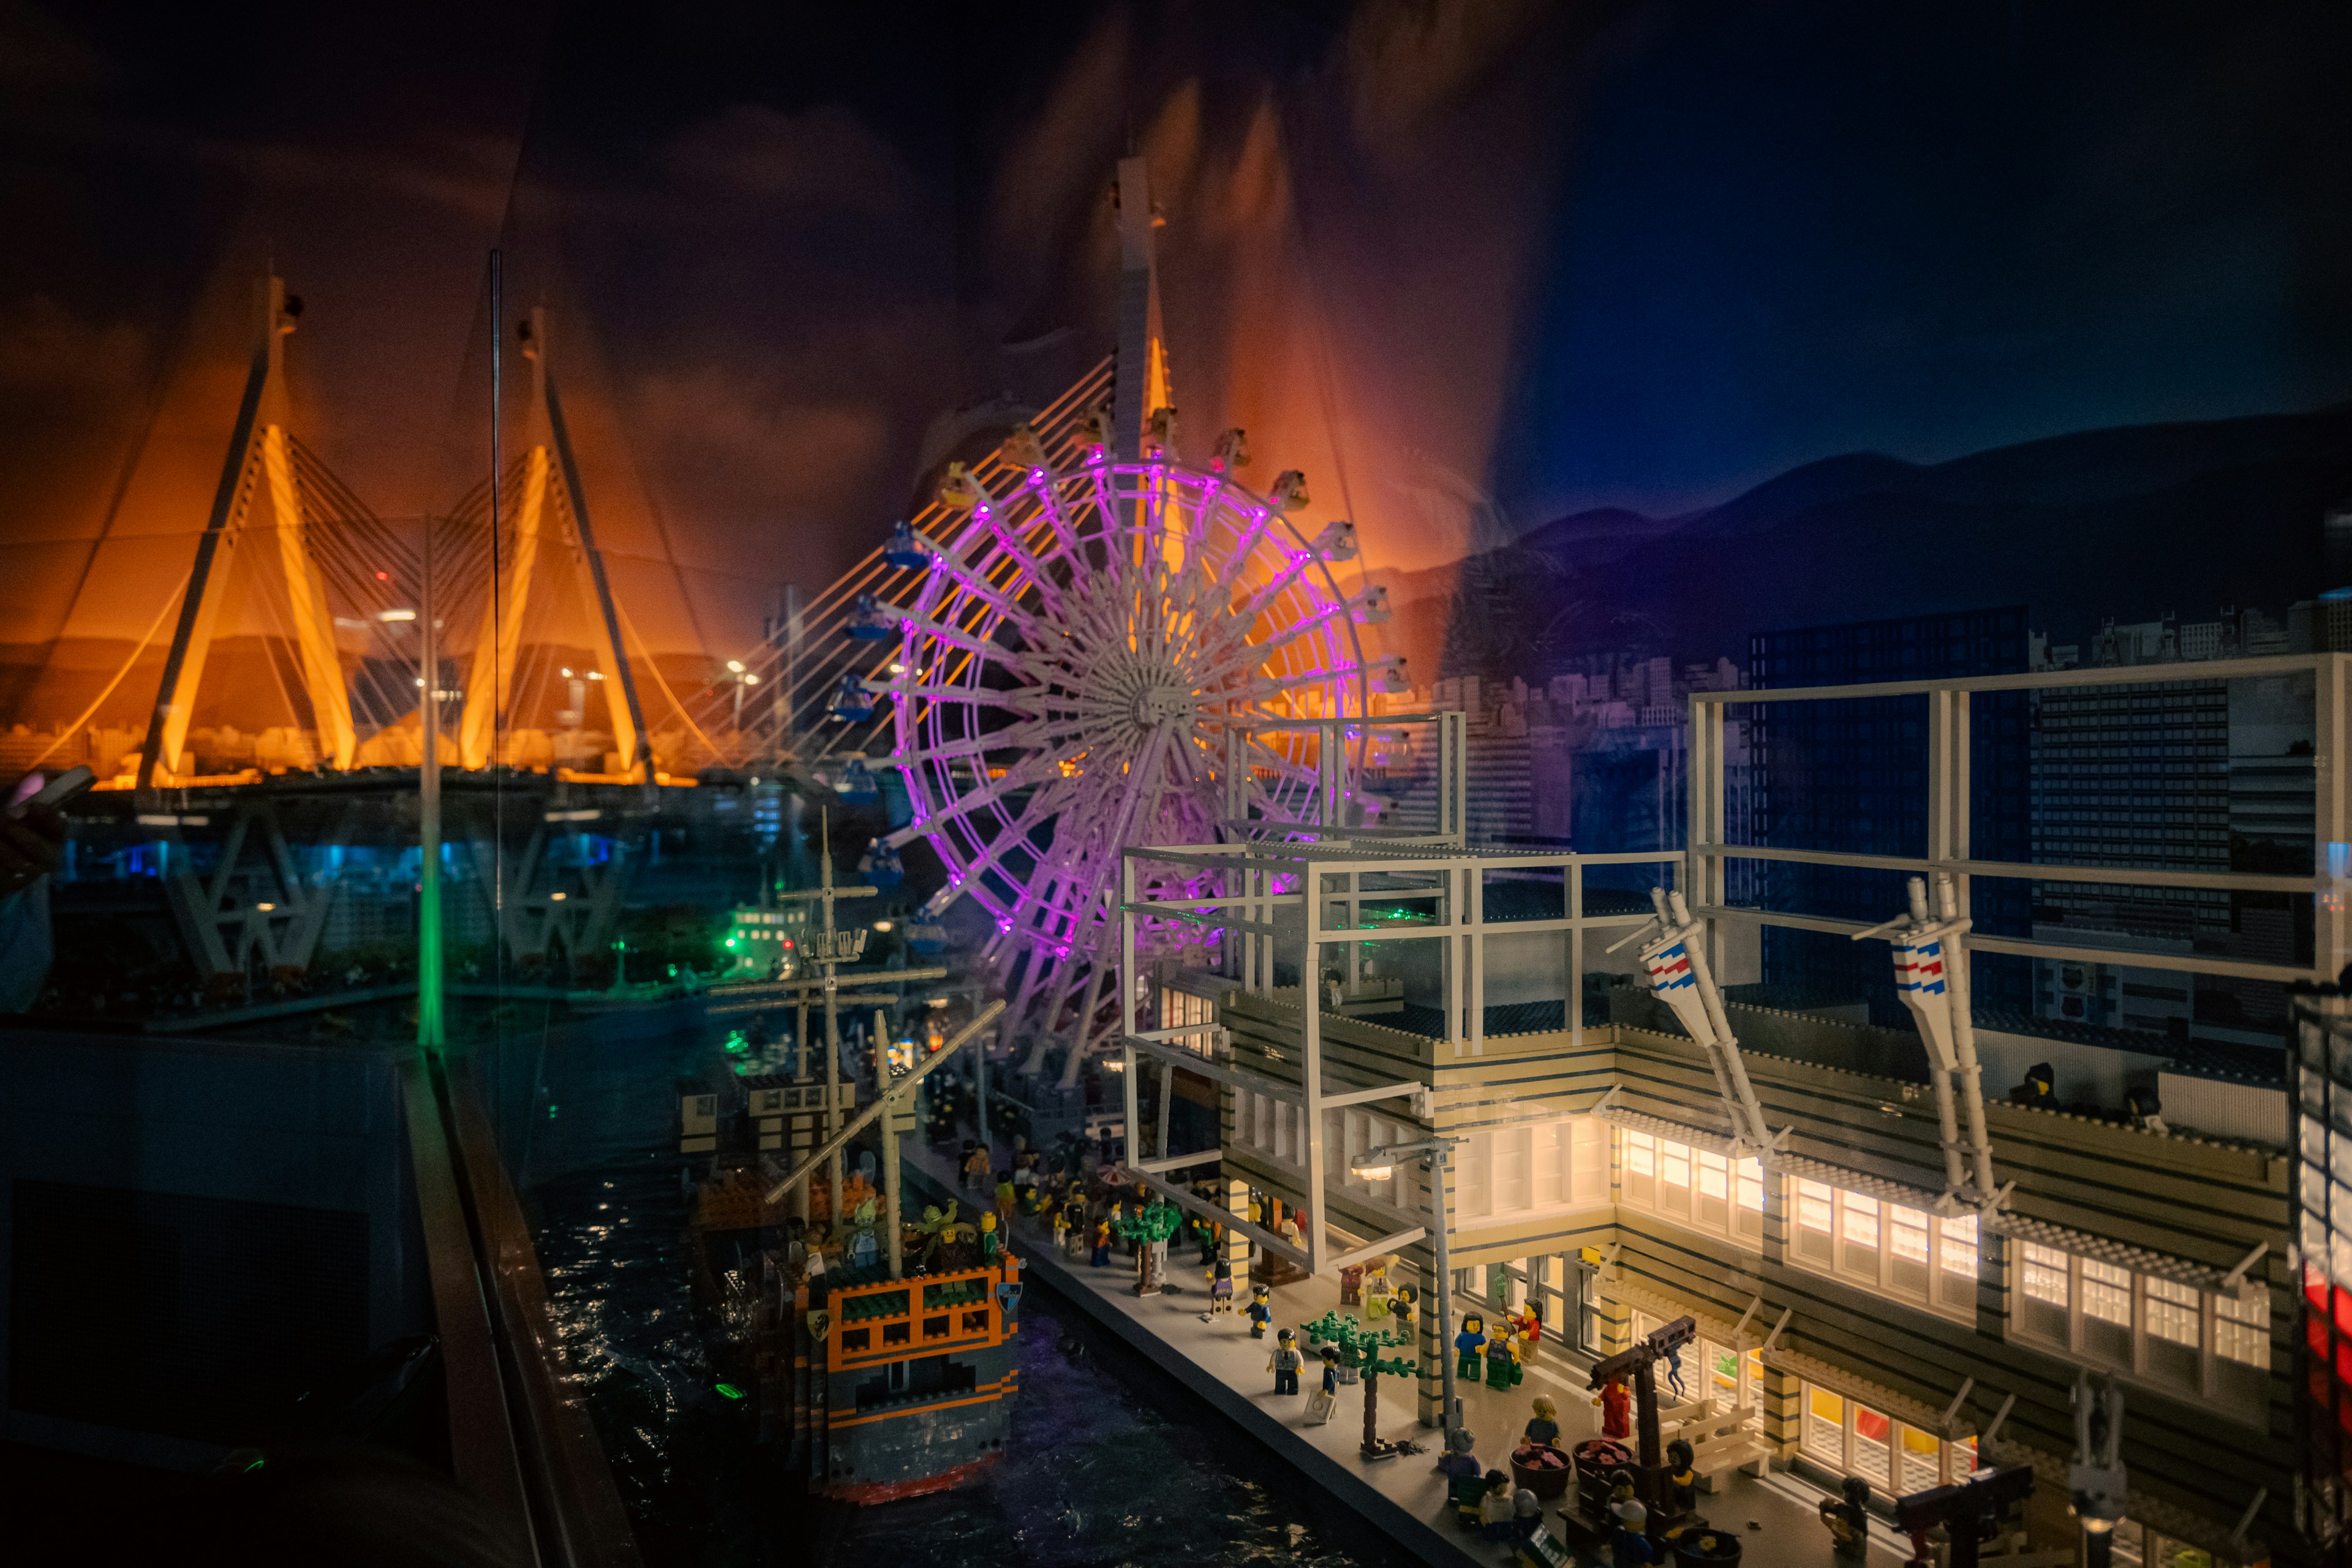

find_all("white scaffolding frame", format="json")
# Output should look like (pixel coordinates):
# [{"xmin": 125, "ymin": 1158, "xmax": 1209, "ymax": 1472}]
[
  {"xmin": 1117, "ymin": 829, "xmax": 1678, "ymax": 1278},
  {"xmin": 1688, "ymin": 650, "xmax": 2347, "ymax": 988}
]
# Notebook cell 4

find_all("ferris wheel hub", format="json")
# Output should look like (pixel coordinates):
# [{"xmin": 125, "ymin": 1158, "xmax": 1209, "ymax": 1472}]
[{"xmin": 1126, "ymin": 676, "xmax": 1194, "ymax": 730}]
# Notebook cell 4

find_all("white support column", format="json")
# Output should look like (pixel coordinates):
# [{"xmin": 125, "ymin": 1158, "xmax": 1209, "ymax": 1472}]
[
  {"xmin": 1446, "ymin": 712, "xmax": 1468, "ymax": 845},
  {"xmin": 2323, "ymin": 655, "xmax": 2349, "ymax": 984},
  {"xmin": 1951, "ymin": 690, "xmax": 1973, "ymax": 921},
  {"xmin": 1121, "ymin": 854, "xmax": 1142, "ymax": 1166},
  {"xmin": 1698, "ymin": 696, "xmax": 1728, "ymax": 971},
  {"xmin": 1445, "ymin": 862, "xmax": 1464, "ymax": 1057},
  {"xmin": 1928, "ymin": 687, "xmax": 1954, "ymax": 872},
  {"xmin": 1570, "ymin": 857, "xmax": 1585, "ymax": 1051},
  {"xmin": 1304, "ymin": 867, "xmax": 1329, "ymax": 1273},
  {"xmin": 1468, "ymin": 861, "xmax": 1485, "ymax": 1057},
  {"xmin": 1687, "ymin": 692, "xmax": 1713, "ymax": 959},
  {"xmin": 1346, "ymin": 869, "xmax": 1362, "ymax": 991}
]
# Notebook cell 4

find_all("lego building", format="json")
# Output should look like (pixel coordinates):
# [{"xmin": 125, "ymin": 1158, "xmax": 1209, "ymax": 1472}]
[{"xmin": 1118, "ymin": 652, "xmax": 2324, "ymax": 1568}]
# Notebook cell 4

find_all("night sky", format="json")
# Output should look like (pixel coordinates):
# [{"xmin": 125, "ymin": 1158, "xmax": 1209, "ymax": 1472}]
[{"xmin": 5, "ymin": 1, "xmax": 2350, "ymax": 664}]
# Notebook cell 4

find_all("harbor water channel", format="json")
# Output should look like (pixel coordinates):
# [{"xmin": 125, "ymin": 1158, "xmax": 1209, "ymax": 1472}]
[{"xmin": 487, "ymin": 1000, "xmax": 1404, "ymax": 1568}]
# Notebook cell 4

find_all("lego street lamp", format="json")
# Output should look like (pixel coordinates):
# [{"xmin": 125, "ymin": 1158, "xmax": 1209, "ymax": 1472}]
[
  {"xmin": 1352, "ymin": 1134, "xmax": 1465, "ymax": 1439},
  {"xmin": 2070, "ymin": 1373, "xmax": 2127, "ymax": 1568},
  {"xmin": 722, "ymin": 658, "xmax": 761, "ymax": 733}
]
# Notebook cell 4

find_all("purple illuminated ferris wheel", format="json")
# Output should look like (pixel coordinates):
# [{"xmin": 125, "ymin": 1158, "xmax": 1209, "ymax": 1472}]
[{"xmin": 866, "ymin": 431, "xmax": 1399, "ymax": 1066}]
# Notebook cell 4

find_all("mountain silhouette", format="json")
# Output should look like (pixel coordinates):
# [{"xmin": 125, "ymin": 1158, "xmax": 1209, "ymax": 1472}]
[{"xmin": 1377, "ymin": 403, "xmax": 2352, "ymax": 679}]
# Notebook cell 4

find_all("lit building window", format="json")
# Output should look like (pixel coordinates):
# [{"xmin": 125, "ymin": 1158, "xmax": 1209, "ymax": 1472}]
[
  {"xmin": 2010, "ymin": 1245, "xmax": 2268, "ymax": 1420},
  {"xmin": 1625, "ymin": 1131, "xmax": 1657, "ymax": 1208},
  {"xmin": 1800, "ymin": 1381, "xmax": 1971, "ymax": 1493},
  {"xmin": 1736, "ymin": 1158, "xmax": 1764, "ymax": 1216},
  {"xmin": 1789, "ymin": 1180, "xmax": 1977, "ymax": 1321},
  {"xmin": 1616, "ymin": 1129, "xmax": 1761, "ymax": 1248}
]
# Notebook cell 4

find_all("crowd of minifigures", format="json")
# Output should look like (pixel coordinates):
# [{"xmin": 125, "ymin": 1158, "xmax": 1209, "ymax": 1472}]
[{"xmin": 910, "ymin": 1112, "xmax": 1866, "ymax": 1567}]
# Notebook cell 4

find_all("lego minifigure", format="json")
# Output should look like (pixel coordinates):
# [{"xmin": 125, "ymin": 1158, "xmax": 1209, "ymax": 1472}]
[
  {"xmin": 1485, "ymin": 1332, "xmax": 1520, "ymax": 1390},
  {"xmin": 1363, "ymin": 1256, "xmax": 1393, "ymax": 1320},
  {"xmin": 1514, "ymin": 1300, "xmax": 1543, "ymax": 1365},
  {"xmin": 995, "ymin": 1169, "xmax": 1016, "ymax": 1229},
  {"xmin": 1050, "ymin": 1199, "xmax": 1071, "ymax": 1255},
  {"xmin": 1246, "ymin": 1283, "xmax": 1273, "ymax": 1338},
  {"xmin": 1455, "ymin": 1312, "xmax": 1488, "ymax": 1381},
  {"xmin": 1091, "ymin": 1212, "xmax": 1112, "ymax": 1267},
  {"xmin": 957, "ymin": 1139, "xmax": 978, "ymax": 1190},
  {"xmin": 1524, "ymin": 1395, "xmax": 1561, "ymax": 1448},
  {"xmin": 1820, "ymin": 1475, "xmax": 1871, "ymax": 1562},
  {"xmin": 1390, "ymin": 1281, "xmax": 1418, "ymax": 1333},
  {"xmin": 2010, "ymin": 1061, "xmax": 2057, "ymax": 1110},
  {"xmin": 1207, "ymin": 1255, "xmax": 1235, "ymax": 1313},
  {"xmin": 1438, "ymin": 1428, "xmax": 1485, "ymax": 1529},
  {"xmin": 1480, "ymin": 1471, "xmax": 1517, "ymax": 1540},
  {"xmin": 1339, "ymin": 1263, "xmax": 1363, "ymax": 1307},
  {"xmin": 1268, "ymin": 1327, "xmax": 1303, "ymax": 1394},
  {"xmin": 1319, "ymin": 1343, "xmax": 1341, "ymax": 1394},
  {"xmin": 1512, "ymin": 1489, "xmax": 1543, "ymax": 1552},
  {"xmin": 978, "ymin": 1209, "xmax": 1001, "ymax": 1263},
  {"xmin": 961, "ymin": 1140, "xmax": 990, "ymax": 1191},
  {"xmin": 1597, "ymin": 1371, "xmax": 1632, "ymax": 1440},
  {"xmin": 1661, "ymin": 1438, "xmax": 1698, "ymax": 1518},
  {"xmin": 846, "ymin": 1195, "xmax": 881, "ymax": 1271},
  {"xmin": 1610, "ymin": 1499, "xmax": 1655, "ymax": 1567}
]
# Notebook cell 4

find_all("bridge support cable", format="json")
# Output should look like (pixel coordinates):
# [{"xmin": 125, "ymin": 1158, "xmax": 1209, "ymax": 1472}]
[
  {"xmin": 139, "ymin": 274, "xmax": 284, "ymax": 788},
  {"xmin": 260, "ymin": 423, "xmax": 358, "ymax": 767},
  {"xmin": 533, "ymin": 308, "xmax": 651, "ymax": 783},
  {"xmin": 461, "ymin": 444, "xmax": 549, "ymax": 769}
]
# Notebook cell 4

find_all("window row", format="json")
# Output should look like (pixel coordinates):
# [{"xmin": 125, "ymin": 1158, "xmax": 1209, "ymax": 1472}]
[
  {"xmin": 1155, "ymin": 987, "xmax": 1217, "ymax": 1056},
  {"xmin": 1230, "ymin": 1099, "xmax": 1608, "ymax": 1224},
  {"xmin": 1801, "ymin": 1384, "xmax": 1977, "ymax": 1495},
  {"xmin": 2014, "ymin": 1243, "xmax": 2267, "ymax": 1418},
  {"xmin": 1234, "ymin": 1095, "xmax": 1412, "ymax": 1191},
  {"xmin": 1620, "ymin": 1131, "xmax": 1765, "ymax": 1245},
  {"xmin": 1456, "ymin": 1117, "xmax": 1608, "ymax": 1221},
  {"xmin": 1791, "ymin": 1179, "xmax": 1977, "ymax": 1320}
]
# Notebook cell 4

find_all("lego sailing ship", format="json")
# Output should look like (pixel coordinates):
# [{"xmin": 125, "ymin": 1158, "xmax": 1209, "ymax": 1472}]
[{"xmin": 676, "ymin": 820, "xmax": 1019, "ymax": 1502}]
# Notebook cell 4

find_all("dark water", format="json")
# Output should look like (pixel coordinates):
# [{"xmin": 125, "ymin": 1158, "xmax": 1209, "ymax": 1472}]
[{"xmin": 507, "ymin": 1019, "xmax": 1401, "ymax": 1567}]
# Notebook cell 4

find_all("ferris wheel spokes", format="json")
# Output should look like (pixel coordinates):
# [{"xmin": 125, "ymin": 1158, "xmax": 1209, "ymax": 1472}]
[{"xmin": 881, "ymin": 450, "xmax": 1374, "ymax": 1074}]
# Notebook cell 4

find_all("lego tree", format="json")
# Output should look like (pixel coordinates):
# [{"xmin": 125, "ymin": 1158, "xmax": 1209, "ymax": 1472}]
[
  {"xmin": 1109, "ymin": 1196, "xmax": 1183, "ymax": 1295},
  {"xmin": 1303, "ymin": 1309, "xmax": 1417, "ymax": 1458}
]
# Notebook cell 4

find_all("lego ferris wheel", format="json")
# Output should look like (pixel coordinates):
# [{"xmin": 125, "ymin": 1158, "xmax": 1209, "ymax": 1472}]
[{"xmin": 856, "ymin": 422, "xmax": 1400, "ymax": 1055}]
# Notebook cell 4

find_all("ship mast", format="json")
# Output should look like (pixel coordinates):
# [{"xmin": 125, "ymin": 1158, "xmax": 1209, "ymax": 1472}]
[{"xmin": 774, "ymin": 811, "xmax": 875, "ymax": 1236}]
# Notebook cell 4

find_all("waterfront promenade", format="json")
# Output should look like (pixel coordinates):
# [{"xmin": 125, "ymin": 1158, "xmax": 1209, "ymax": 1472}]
[{"xmin": 904, "ymin": 1139, "xmax": 1901, "ymax": 1568}]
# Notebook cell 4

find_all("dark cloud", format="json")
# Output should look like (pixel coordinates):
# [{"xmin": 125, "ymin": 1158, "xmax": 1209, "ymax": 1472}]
[{"xmin": 3, "ymin": 0, "xmax": 2349, "ymax": 713}]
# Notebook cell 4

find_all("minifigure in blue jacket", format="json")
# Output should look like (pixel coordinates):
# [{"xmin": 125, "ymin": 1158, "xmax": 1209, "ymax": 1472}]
[
  {"xmin": 1610, "ymin": 1499, "xmax": 1655, "ymax": 1567},
  {"xmin": 1455, "ymin": 1311, "xmax": 1488, "ymax": 1381}
]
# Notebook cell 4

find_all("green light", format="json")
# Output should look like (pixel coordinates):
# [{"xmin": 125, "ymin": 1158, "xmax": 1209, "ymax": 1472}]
[
  {"xmin": 548, "ymin": 1104, "xmax": 559, "ymax": 1118},
  {"xmin": 725, "ymin": 937, "xmax": 737, "ymax": 948},
  {"xmin": 715, "ymin": 1382, "xmax": 744, "ymax": 1400},
  {"xmin": 243, "ymin": 1455, "xmax": 266, "ymax": 1472}
]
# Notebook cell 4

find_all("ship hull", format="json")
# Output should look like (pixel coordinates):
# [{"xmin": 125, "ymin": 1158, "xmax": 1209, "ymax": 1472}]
[{"xmin": 817, "ymin": 1338, "xmax": 1017, "ymax": 1502}]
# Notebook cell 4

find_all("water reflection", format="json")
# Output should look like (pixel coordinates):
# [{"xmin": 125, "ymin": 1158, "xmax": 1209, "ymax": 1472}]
[{"xmin": 519, "ymin": 1025, "xmax": 1381, "ymax": 1567}]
